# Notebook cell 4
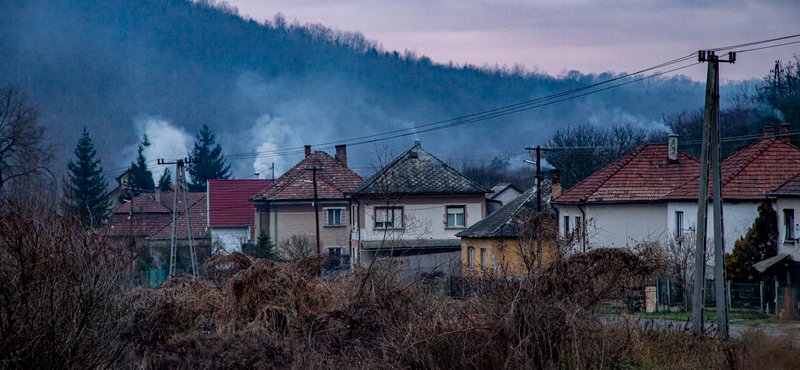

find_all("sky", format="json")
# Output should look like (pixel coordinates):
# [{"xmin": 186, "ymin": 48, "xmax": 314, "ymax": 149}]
[{"xmin": 228, "ymin": 0, "xmax": 800, "ymax": 81}]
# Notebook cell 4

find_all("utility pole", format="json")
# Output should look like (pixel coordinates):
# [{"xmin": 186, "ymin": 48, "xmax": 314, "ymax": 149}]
[
  {"xmin": 524, "ymin": 145, "xmax": 552, "ymax": 213},
  {"xmin": 159, "ymin": 157, "xmax": 201, "ymax": 277},
  {"xmin": 691, "ymin": 50, "xmax": 735, "ymax": 339},
  {"xmin": 305, "ymin": 166, "xmax": 323, "ymax": 255}
]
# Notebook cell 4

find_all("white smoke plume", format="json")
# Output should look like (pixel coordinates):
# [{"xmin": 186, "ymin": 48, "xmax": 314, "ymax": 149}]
[
  {"xmin": 250, "ymin": 114, "xmax": 301, "ymax": 178},
  {"xmin": 125, "ymin": 116, "xmax": 194, "ymax": 183}
]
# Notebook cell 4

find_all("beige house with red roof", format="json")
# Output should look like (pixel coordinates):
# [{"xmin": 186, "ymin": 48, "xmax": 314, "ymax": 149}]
[
  {"xmin": 251, "ymin": 145, "xmax": 363, "ymax": 262},
  {"xmin": 207, "ymin": 179, "xmax": 273, "ymax": 252}
]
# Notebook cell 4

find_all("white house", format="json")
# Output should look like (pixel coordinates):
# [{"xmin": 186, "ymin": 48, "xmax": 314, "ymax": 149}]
[{"xmin": 347, "ymin": 140, "xmax": 490, "ymax": 276}]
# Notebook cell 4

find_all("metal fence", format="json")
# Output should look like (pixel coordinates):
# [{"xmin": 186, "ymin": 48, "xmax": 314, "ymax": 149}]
[{"xmin": 654, "ymin": 279, "xmax": 766, "ymax": 313}]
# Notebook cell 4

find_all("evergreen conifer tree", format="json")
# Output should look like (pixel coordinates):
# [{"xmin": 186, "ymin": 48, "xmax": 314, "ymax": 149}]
[
  {"xmin": 65, "ymin": 128, "xmax": 109, "ymax": 228},
  {"xmin": 188, "ymin": 124, "xmax": 231, "ymax": 191},
  {"xmin": 158, "ymin": 168, "xmax": 173, "ymax": 192},
  {"xmin": 250, "ymin": 232, "xmax": 277, "ymax": 260},
  {"xmin": 122, "ymin": 133, "xmax": 155, "ymax": 200},
  {"xmin": 725, "ymin": 202, "xmax": 778, "ymax": 282}
]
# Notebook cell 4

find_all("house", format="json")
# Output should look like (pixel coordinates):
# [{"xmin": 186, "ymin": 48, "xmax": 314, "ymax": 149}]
[
  {"xmin": 347, "ymin": 140, "xmax": 490, "ymax": 277},
  {"xmin": 753, "ymin": 173, "xmax": 800, "ymax": 284},
  {"xmin": 105, "ymin": 191, "xmax": 210, "ymax": 274},
  {"xmin": 551, "ymin": 135, "xmax": 700, "ymax": 250},
  {"xmin": 457, "ymin": 180, "xmax": 552, "ymax": 275},
  {"xmin": 207, "ymin": 179, "xmax": 273, "ymax": 253},
  {"xmin": 486, "ymin": 183, "xmax": 524, "ymax": 214},
  {"xmin": 250, "ymin": 145, "xmax": 363, "ymax": 262},
  {"xmin": 661, "ymin": 129, "xmax": 800, "ymax": 253}
]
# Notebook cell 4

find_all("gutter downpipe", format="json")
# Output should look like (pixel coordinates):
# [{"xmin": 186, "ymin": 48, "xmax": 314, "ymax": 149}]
[
  {"xmin": 578, "ymin": 202, "xmax": 587, "ymax": 253},
  {"xmin": 352, "ymin": 196, "xmax": 362, "ymax": 268}
]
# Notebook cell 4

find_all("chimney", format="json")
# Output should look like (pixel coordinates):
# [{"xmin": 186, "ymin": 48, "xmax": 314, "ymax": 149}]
[
  {"xmin": 335, "ymin": 144, "xmax": 347, "ymax": 167},
  {"xmin": 414, "ymin": 139, "xmax": 421, "ymax": 147},
  {"xmin": 781, "ymin": 123, "xmax": 791, "ymax": 139},
  {"xmin": 254, "ymin": 172, "xmax": 260, "ymax": 180},
  {"xmin": 668, "ymin": 134, "xmax": 678, "ymax": 162},
  {"xmin": 764, "ymin": 126, "xmax": 775, "ymax": 137},
  {"xmin": 550, "ymin": 169, "xmax": 561, "ymax": 199},
  {"xmin": 304, "ymin": 145, "xmax": 311, "ymax": 157}
]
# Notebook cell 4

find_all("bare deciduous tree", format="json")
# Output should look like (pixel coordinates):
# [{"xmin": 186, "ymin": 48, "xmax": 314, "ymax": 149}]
[
  {"xmin": 0, "ymin": 84, "xmax": 50, "ymax": 190},
  {"xmin": 280, "ymin": 234, "xmax": 316, "ymax": 261}
]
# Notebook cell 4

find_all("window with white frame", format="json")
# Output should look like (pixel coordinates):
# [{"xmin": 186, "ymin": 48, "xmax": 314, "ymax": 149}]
[
  {"xmin": 675, "ymin": 211, "xmax": 684, "ymax": 238},
  {"xmin": 491, "ymin": 250, "xmax": 496, "ymax": 270},
  {"xmin": 325, "ymin": 208, "xmax": 343, "ymax": 227},
  {"xmin": 481, "ymin": 248, "xmax": 487, "ymax": 269},
  {"xmin": 375, "ymin": 206, "xmax": 403, "ymax": 229},
  {"xmin": 446, "ymin": 205, "xmax": 466, "ymax": 228},
  {"xmin": 785, "ymin": 209, "xmax": 795, "ymax": 241},
  {"xmin": 468, "ymin": 247, "xmax": 474, "ymax": 268},
  {"xmin": 563, "ymin": 216, "xmax": 570, "ymax": 238}
]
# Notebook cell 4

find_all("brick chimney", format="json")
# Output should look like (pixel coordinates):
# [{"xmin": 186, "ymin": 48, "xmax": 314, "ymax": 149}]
[
  {"xmin": 304, "ymin": 145, "xmax": 311, "ymax": 157},
  {"xmin": 668, "ymin": 134, "xmax": 678, "ymax": 162},
  {"xmin": 335, "ymin": 144, "xmax": 347, "ymax": 167},
  {"xmin": 764, "ymin": 126, "xmax": 775, "ymax": 137},
  {"xmin": 781, "ymin": 123, "xmax": 791, "ymax": 139},
  {"xmin": 550, "ymin": 169, "xmax": 561, "ymax": 199}
]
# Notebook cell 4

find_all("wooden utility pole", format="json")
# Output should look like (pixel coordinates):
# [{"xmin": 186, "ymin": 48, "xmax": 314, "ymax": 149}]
[
  {"xmin": 524, "ymin": 145, "xmax": 552, "ymax": 213},
  {"xmin": 691, "ymin": 50, "xmax": 735, "ymax": 338},
  {"xmin": 305, "ymin": 166, "xmax": 323, "ymax": 255},
  {"xmin": 159, "ymin": 157, "xmax": 201, "ymax": 277}
]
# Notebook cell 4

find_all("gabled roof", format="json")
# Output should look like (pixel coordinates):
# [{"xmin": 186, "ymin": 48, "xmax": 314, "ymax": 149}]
[
  {"xmin": 251, "ymin": 151, "xmax": 364, "ymax": 201},
  {"xmin": 208, "ymin": 179, "xmax": 273, "ymax": 231},
  {"xmin": 457, "ymin": 180, "xmax": 551, "ymax": 238},
  {"xmin": 664, "ymin": 137, "xmax": 800, "ymax": 200},
  {"xmin": 488, "ymin": 183, "xmax": 523, "ymax": 200},
  {"xmin": 104, "ymin": 192, "xmax": 208, "ymax": 240},
  {"xmin": 348, "ymin": 142, "xmax": 490, "ymax": 196},
  {"xmin": 553, "ymin": 144, "xmax": 700, "ymax": 204}
]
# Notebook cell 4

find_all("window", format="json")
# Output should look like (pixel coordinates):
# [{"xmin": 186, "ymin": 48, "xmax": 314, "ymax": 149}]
[
  {"xmin": 491, "ymin": 250, "xmax": 496, "ymax": 270},
  {"xmin": 328, "ymin": 247, "xmax": 342, "ymax": 256},
  {"xmin": 375, "ymin": 207, "xmax": 403, "ymax": 229},
  {"xmin": 563, "ymin": 216, "xmax": 570, "ymax": 238},
  {"xmin": 575, "ymin": 216, "xmax": 582, "ymax": 238},
  {"xmin": 447, "ymin": 205, "xmax": 466, "ymax": 228},
  {"xmin": 785, "ymin": 209, "xmax": 795, "ymax": 241},
  {"xmin": 481, "ymin": 248, "xmax": 487, "ymax": 269},
  {"xmin": 468, "ymin": 247, "xmax": 474, "ymax": 268},
  {"xmin": 675, "ymin": 211, "xmax": 684, "ymax": 238},
  {"xmin": 326, "ymin": 208, "xmax": 342, "ymax": 227}
]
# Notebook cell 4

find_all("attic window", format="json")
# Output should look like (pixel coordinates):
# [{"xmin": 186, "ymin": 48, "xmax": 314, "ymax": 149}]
[{"xmin": 409, "ymin": 151, "xmax": 419, "ymax": 158}]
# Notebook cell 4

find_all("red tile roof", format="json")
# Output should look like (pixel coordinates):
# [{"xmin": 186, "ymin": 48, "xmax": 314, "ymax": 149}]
[
  {"xmin": 664, "ymin": 137, "xmax": 800, "ymax": 200},
  {"xmin": 553, "ymin": 144, "xmax": 700, "ymax": 204},
  {"xmin": 207, "ymin": 179, "xmax": 273, "ymax": 238},
  {"xmin": 104, "ymin": 192, "xmax": 208, "ymax": 241},
  {"xmin": 769, "ymin": 173, "xmax": 800, "ymax": 196},
  {"xmin": 251, "ymin": 151, "xmax": 364, "ymax": 201},
  {"xmin": 148, "ymin": 193, "xmax": 208, "ymax": 240}
]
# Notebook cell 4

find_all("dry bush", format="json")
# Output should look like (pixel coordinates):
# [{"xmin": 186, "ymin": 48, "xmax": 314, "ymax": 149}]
[
  {"xmin": 204, "ymin": 251, "xmax": 254, "ymax": 284},
  {"xmin": 0, "ymin": 190, "xmax": 143, "ymax": 369}
]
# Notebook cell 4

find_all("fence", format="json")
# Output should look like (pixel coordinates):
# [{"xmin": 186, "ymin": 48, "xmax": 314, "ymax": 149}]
[{"xmin": 654, "ymin": 279, "xmax": 766, "ymax": 313}]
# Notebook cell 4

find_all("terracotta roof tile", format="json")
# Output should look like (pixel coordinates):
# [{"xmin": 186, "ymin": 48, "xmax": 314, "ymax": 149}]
[
  {"xmin": 104, "ymin": 192, "xmax": 208, "ymax": 240},
  {"xmin": 664, "ymin": 137, "xmax": 800, "ymax": 200},
  {"xmin": 208, "ymin": 179, "xmax": 273, "ymax": 239},
  {"xmin": 553, "ymin": 144, "xmax": 700, "ymax": 203},
  {"xmin": 251, "ymin": 151, "xmax": 363, "ymax": 201}
]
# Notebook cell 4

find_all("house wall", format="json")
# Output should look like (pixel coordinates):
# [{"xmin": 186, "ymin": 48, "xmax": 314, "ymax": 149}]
[
  {"xmin": 356, "ymin": 194, "xmax": 486, "ymax": 242},
  {"xmin": 460, "ymin": 238, "xmax": 523, "ymax": 275},
  {"xmin": 493, "ymin": 187, "xmax": 523, "ymax": 205},
  {"xmin": 556, "ymin": 203, "xmax": 668, "ymax": 249},
  {"xmin": 666, "ymin": 200, "xmax": 766, "ymax": 253},
  {"xmin": 210, "ymin": 227, "xmax": 249, "ymax": 253},
  {"xmin": 254, "ymin": 200, "xmax": 352, "ymax": 258},
  {"xmin": 775, "ymin": 197, "xmax": 800, "ymax": 259}
]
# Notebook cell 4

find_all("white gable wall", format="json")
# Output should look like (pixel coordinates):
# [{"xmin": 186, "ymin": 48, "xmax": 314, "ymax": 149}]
[
  {"xmin": 210, "ymin": 227, "xmax": 250, "ymax": 253},
  {"xmin": 556, "ymin": 203, "xmax": 668, "ymax": 249},
  {"xmin": 775, "ymin": 197, "xmax": 800, "ymax": 259},
  {"xmin": 666, "ymin": 201, "xmax": 765, "ymax": 253}
]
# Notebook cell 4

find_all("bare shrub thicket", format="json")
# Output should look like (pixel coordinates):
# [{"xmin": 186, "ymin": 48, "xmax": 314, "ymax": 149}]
[
  {"xmin": 279, "ymin": 234, "xmax": 316, "ymax": 261},
  {"xmin": 0, "ymin": 189, "xmax": 145, "ymax": 368}
]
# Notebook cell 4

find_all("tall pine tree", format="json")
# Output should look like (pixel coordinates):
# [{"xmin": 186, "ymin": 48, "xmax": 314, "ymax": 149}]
[
  {"xmin": 188, "ymin": 124, "xmax": 231, "ymax": 191},
  {"xmin": 65, "ymin": 128, "xmax": 109, "ymax": 228},
  {"xmin": 158, "ymin": 168, "xmax": 173, "ymax": 191},
  {"xmin": 122, "ymin": 133, "xmax": 155, "ymax": 200}
]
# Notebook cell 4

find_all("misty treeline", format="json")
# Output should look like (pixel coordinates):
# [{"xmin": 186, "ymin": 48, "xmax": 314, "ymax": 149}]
[{"xmin": 2, "ymin": 0, "xmax": 707, "ymax": 178}]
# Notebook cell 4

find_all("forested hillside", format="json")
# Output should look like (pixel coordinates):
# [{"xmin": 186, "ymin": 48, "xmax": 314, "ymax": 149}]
[{"xmin": 1, "ymin": 0, "xmax": 709, "ymax": 179}]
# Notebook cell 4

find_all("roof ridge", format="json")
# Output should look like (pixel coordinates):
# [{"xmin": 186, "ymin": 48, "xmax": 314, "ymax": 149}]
[{"xmin": 349, "ymin": 144, "xmax": 418, "ymax": 194}]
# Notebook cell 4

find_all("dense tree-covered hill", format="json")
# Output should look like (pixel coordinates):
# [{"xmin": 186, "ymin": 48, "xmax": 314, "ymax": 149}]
[{"xmin": 1, "ymin": 0, "xmax": 707, "ymax": 179}]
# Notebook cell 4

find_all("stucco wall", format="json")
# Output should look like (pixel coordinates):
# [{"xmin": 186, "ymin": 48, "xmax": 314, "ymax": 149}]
[
  {"xmin": 210, "ymin": 227, "xmax": 249, "ymax": 253},
  {"xmin": 556, "ymin": 203, "xmax": 668, "ymax": 249},
  {"xmin": 254, "ymin": 200, "xmax": 352, "ymax": 257},
  {"xmin": 355, "ymin": 195, "xmax": 486, "ymax": 242},
  {"xmin": 667, "ymin": 201, "xmax": 766, "ymax": 253},
  {"xmin": 776, "ymin": 197, "xmax": 800, "ymax": 259}
]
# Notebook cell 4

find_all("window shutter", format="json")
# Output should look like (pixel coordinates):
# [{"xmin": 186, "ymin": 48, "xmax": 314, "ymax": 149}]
[{"xmin": 323, "ymin": 209, "xmax": 329, "ymax": 227}]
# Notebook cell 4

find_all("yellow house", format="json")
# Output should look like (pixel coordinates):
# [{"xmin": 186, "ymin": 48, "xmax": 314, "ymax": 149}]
[{"xmin": 457, "ymin": 182, "xmax": 553, "ymax": 276}]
